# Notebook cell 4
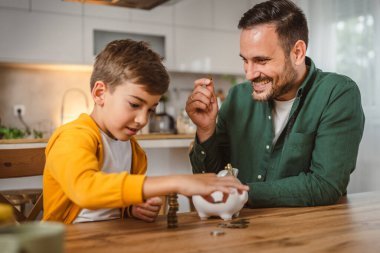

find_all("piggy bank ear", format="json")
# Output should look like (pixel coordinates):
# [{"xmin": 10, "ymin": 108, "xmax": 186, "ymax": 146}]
[
  {"xmin": 217, "ymin": 170, "xmax": 229, "ymax": 177},
  {"xmin": 211, "ymin": 191, "xmax": 224, "ymax": 202},
  {"xmin": 201, "ymin": 195, "xmax": 215, "ymax": 203},
  {"xmin": 200, "ymin": 192, "xmax": 229, "ymax": 203}
]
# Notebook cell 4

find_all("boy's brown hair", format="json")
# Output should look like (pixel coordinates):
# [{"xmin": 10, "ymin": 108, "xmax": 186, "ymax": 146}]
[{"xmin": 90, "ymin": 39, "xmax": 169, "ymax": 95}]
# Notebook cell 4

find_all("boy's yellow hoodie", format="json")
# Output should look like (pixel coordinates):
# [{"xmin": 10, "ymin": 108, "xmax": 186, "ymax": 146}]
[{"xmin": 43, "ymin": 114, "xmax": 147, "ymax": 224}]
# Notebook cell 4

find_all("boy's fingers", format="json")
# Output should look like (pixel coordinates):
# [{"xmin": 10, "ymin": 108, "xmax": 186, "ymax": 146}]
[
  {"xmin": 135, "ymin": 212, "xmax": 155, "ymax": 222},
  {"xmin": 146, "ymin": 196, "xmax": 163, "ymax": 206},
  {"xmin": 219, "ymin": 176, "xmax": 250, "ymax": 191},
  {"xmin": 135, "ymin": 206, "xmax": 159, "ymax": 217},
  {"xmin": 141, "ymin": 204, "xmax": 161, "ymax": 212}
]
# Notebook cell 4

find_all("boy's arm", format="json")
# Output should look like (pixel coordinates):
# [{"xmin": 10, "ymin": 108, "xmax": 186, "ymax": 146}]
[
  {"xmin": 46, "ymin": 129, "xmax": 145, "ymax": 208},
  {"xmin": 142, "ymin": 174, "xmax": 248, "ymax": 199}
]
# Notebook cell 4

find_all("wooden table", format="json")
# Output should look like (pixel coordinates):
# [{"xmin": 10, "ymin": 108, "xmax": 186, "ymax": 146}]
[{"xmin": 64, "ymin": 192, "xmax": 380, "ymax": 253}]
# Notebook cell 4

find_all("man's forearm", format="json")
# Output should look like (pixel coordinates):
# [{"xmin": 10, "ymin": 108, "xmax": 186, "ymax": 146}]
[
  {"xmin": 247, "ymin": 173, "xmax": 342, "ymax": 207},
  {"xmin": 196, "ymin": 127, "xmax": 216, "ymax": 143},
  {"xmin": 190, "ymin": 132, "xmax": 224, "ymax": 174}
]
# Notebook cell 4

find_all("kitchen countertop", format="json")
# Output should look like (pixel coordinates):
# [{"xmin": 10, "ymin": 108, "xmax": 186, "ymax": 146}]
[
  {"xmin": 0, "ymin": 134, "xmax": 194, "ymax": 144},
  {"xmin": 0, "ymin": 134, "xmax": 195, "ymax": 149}
]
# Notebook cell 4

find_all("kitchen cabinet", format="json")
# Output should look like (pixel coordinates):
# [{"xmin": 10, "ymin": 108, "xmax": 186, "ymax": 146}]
[
  {"xmin": 174, "ymin": 0, "xmax": 250, "ymax": 32},
  {"xmin": 174, "ymin": 27, "xmax": 242, "ymax": 74},
  {"xmin": 173, "ymin": 0, "xmax": 247, "ymax": 74},
  {"xmin": 0, "ymin": 0, "xmax": 250, "ymax": 74},
  {"xmin": 78, "ymin": 1, "xmax": 174, "ymax": 25},
  {"xmin": 174, "ymin": 0, "xmax": 213, "ymax": 29},
  {"xmin": 0, "ymin": 0, "xmax": 29, "ymax": 10},
  {"xmin": 213, "ymin": 0, "xmax": 250, "ymax": 31},
  {"xmin": 83, "ymin": 16, "xmax": 175, "ymax": 69},
  {"xmin": 31, "ymin": 0, "xmax": 82, "ymax": 15},
  {"xmin": 130, "ymin": 5, "xmax": 174, "ymax": 26},
  {"xmin": 83, "ymin": 3, "xmax": 131, "ymax": 21},
  {"xmin": 0, "ymin": 8, "xmax": 83, "ymax": 64}
]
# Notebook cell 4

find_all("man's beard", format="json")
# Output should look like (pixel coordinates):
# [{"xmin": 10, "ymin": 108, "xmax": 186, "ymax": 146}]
[{"xmin": 252, "ymin": 58, "xmax": 297, "ymax": 101}]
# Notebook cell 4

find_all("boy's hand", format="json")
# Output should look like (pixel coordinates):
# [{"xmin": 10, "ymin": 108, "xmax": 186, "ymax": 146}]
[
  {"xmin": 177, "ymin": 174, "xmax": 250, "ymax": 197},
  {"xmin": 131, "ymin": 197, "xmax": 162, "ymax": 222}
]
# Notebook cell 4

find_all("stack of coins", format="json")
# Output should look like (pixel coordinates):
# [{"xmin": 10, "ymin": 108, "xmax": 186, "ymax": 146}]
[{"xmin": 167, "ymin": 193, "xmax": 179, "ymax": 228}]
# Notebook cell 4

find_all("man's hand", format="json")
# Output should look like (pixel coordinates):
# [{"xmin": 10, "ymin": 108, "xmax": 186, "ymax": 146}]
[
  {"xmin": 185, "ymin": 78, "xmax": 218, "ymax": 143},
  {"xmin": 131, "ymin": 197, "xmax": 162, "ymax": 222}
]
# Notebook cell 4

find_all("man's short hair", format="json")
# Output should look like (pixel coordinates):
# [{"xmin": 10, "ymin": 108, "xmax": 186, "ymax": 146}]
[{"xmin": 238, "ymin": 0, "xmax": 309, "ymax": 55}]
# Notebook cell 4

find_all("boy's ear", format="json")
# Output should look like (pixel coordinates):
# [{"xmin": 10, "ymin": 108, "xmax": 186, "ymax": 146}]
[{"xmin": 91, "ymin": 81, "xmax": 107, "ymax": 106}]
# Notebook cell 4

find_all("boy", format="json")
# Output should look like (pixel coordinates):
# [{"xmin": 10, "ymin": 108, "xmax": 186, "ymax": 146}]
[{"xmin": 43, "ymin": 40, "xmax": 248, "ymax": 224}]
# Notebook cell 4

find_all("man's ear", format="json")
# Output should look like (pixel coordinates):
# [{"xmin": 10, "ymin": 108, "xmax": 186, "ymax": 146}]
[
  {"xmin": 291, "ymin": 40, "xmax": 307, "ymax": 66},
  {"xmin": 91, "ymin": 81, "xmax": 107, "ymax": 106}
]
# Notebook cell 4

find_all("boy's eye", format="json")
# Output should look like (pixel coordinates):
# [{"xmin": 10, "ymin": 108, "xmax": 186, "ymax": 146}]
[{"xmin": 129, "ymin": 102, "xmax": 140, "ymax": 109}]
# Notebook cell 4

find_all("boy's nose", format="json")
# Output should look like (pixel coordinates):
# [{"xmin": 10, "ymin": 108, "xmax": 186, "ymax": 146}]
[{"xmin": 135, "ymin": 111, "xmax": 149, "ymax": 127}]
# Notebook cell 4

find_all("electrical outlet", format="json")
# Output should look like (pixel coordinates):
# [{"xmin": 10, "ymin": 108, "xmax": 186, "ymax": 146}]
[{"xmin": 13, "ymin": 104, "xmax": 26, "ymax": 116}]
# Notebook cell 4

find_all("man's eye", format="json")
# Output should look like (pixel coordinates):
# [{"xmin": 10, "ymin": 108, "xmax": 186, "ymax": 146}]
[
  {"xmin": 258, "ymin": 59, "xmax": 269, "ymax": 65},
  {"xmin": 149, "ymin": 108, "xmax": 156, "ymax": 114}
]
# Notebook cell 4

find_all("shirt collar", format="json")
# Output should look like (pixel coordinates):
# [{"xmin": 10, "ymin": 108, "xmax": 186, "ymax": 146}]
[{"xmin": 296, "ymin": 56, "xmax": 316, "ymax": 98}]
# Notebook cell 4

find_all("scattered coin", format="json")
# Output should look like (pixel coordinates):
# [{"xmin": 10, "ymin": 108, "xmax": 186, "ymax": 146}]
[
  {"xmin": 218, "ymin": 223, "xmax": 248, "ymax": 228},
  {"xmin": 218, "ymin": 218, "xmax": 250, "ymax": 229},
  {"xmin": 210, "ymin": 229, "xmax": 225, "ymax": 236},
  {"xmin": 230, "ymin": 219, "xmax": 250, "ymax": 225}
]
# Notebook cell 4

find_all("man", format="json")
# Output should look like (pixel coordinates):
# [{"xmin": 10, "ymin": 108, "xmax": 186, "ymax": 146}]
[{"xmin": 186, "ymin": 0, "xmax": 365, "ymax": 207}]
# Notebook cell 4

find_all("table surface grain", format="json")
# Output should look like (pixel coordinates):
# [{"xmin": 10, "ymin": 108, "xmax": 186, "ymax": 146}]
[{"xmin": 64, "ymin": 191, "xmax": 380, "ymax": 253}]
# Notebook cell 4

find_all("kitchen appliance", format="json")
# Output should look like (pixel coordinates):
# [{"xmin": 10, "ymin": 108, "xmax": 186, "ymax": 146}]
[{"xmin": 149, "ymin": 100, "xmax": 176, "ymax": 134}]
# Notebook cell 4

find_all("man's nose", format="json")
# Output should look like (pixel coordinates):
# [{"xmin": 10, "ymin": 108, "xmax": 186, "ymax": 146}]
[{"xmin": 245, "ymin": 63, "xmax": 260, "ymax": 81}]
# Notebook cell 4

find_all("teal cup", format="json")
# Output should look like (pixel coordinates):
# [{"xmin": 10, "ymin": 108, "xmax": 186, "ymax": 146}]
[{"xmin": 0, "ymin": 221, "xmax": 64, "ymax": 253}]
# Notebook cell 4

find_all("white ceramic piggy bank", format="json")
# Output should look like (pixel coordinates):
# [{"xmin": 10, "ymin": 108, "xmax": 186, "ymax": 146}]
[{"xmin": 192, "ymin": 167, "xmax": 248, "ymax": 221}]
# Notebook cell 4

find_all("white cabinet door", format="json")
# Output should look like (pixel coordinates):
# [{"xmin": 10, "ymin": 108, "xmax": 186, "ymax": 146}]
[
  {"xmin": 130, "ymin": 5, "xmax": 174, "ymax": 25},
  {"xmin": 0, "ymin": 9, "xmax": 83, "ymax": 64},
  {"xmin": 31, "ymin": 0, "xmax": 82, "ymax": 15},
  {"xmin": 174, "ymin": 0, "xmax": 213, "ymax": 29},
  {"xmin": 83, "ymin": 17, "xmax": 174, "ymax": 69},
  {"xmin": 83, "ymin": 1, "xmax": 174, "ymax": 25},
  {"xmin": 213, "ymin": 0, "xmax": 250, "ymax": 31},
  {"xmin": 83, "ymin": 3, "xmax": 131, "ymax": 21},
  {"xmin": 174, "ymin": 27, "xmax": 242, "ymax": 74},
  {"xmin": 0, "ymin": 0, "xmax": 29, "ymax": 10}
]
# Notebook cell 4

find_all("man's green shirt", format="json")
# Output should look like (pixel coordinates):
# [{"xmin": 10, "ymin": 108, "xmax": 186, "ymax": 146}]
[{"xmin": 190, "ymin": 57, "xmax": 365, "ymax": 207}]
